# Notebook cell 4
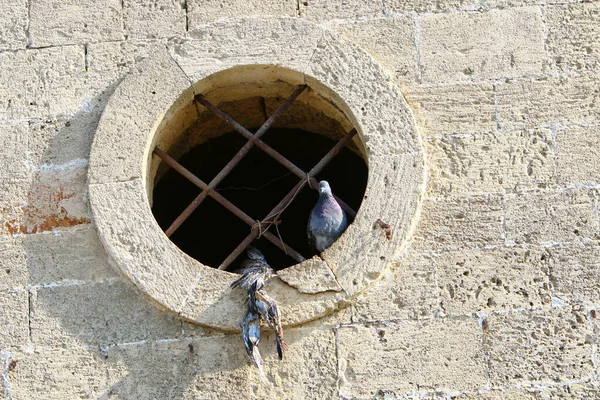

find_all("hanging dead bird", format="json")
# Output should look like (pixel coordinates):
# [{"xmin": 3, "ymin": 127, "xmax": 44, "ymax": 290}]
[
  {"xmin": 254, "ymin": 289, "xmax": 288, "ymax": 360},
  {"xmin": 230, "ymin": 246, "xmax": 274, "ymax": 292},
  {"xmin": 241, "ymin": 301, "xmax": 269, "ymax": 386},
  {"xmin": 307, "ymin": 180, "xmax": 348, "ymax": 253},
  {"xmin": 232, "ymin": 247, "xmax": 287, "ymax": 384}
]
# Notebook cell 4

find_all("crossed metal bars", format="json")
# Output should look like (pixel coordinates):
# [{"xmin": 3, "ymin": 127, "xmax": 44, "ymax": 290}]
[{"xmin": 152, "ymin": 85, "xmax": 357, "ymax": 271}]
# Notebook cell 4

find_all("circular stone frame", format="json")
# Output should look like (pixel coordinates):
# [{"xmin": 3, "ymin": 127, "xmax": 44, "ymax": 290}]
[{"xmin": 88, "ymin": 17, "xmax": 425, "ymax": 331}]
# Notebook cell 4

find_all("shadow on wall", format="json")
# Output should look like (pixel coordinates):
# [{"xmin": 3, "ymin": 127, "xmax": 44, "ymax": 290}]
[{"xmin": 15, "ymin": 89, "xmax": 340, "ymax": 399}]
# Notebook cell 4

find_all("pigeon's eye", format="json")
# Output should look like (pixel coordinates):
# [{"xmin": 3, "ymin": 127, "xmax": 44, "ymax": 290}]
[{"xmin": 150, "ymin": 70, "xmax": 367, "ymax": 272}]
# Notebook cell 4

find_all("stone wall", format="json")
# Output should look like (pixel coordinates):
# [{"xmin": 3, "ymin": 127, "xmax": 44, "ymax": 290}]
[{"xmin": 1, "ymin": 0, "xmax": 599, "ymax": 399}]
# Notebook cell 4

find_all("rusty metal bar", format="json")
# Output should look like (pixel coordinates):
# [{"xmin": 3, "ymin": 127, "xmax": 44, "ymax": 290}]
[
  {"xmin": 164, "ymin": 85, "xmax": 307, "ymax": 237},
  {"xmin": 153, "ymin": 147, "xmax": 305, "ymax": 263},
  {"xmin": 218, "ymin": 128, "xmax": 358, "ymax": 270},
  {"xmin": 196, "ymin": 94, "xmax": 358, "ymax": 217},
  {"xmin": 196, "ymin": 95, "xmax": 307, "ymax": 179}
]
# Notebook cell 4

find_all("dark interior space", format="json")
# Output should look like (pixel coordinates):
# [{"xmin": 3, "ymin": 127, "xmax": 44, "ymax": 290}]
[{"xmin": 152, "ymin": 128, "xmax": 368, "ymax": 271}]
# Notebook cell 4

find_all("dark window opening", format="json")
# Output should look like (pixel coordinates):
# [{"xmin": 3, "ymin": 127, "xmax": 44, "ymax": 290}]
[{"xmin": 152, "ymin": 127, "xmax": 368, "ymax": 271}]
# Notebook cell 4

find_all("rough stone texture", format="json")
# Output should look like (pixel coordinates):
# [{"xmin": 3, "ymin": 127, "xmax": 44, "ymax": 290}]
[
  {"xmin": 419, "ymin": 7, "xmax": 546, "ymax": 83},
  {"xmin": 412, "ymin": 195, "xmax": 504, "ymax": 252},
  {"xmin": 337, "ymin": 318, "xmax": 487, "ymax": 398},
  {"xmin": 29, "ymin": 280, "xmax": 182, "ymax": 349},
  {"xmin": 88, "ymin": 46, "xmax": 195, "ymax": 184},
  {"xmin": 426, "ymin": 129, "xmax": 556, "ymax": 196},
  {"xmin": 331, "ymin": 17, "xmax": 418, "ymax": 85},
  {"xmin": 89, "ymin": 180, "xmax": 199, "ymax": 316},
  {"xmin": 29, "ymin": 0, "xmax": 123, "ymax": 46},
  {"xmin": 1, "ymin": 167, "xmax": 89, "ymax": 236},
  {"xmin": 496, "ymin": 74, "xmax": 600, "ymax": 131},
  {"xmin": 87, "ymin": 40, "xmax": 166, "ymax": 89},
  {"xmin": 504, "ymin": 189, "xmax": 599, "ymax": 245},
  {"xmin": 545, "ymin": 3, "xmax": 600, "ymax": 74},
  {"xmin": 352, "ymin": 252, "xmax": 438, "ymax": 321},
  {"xmin": 305, "ymin": 30, "xmax": 421, "ymax": 155},
  {"xmin": 437, "ymin": 247, "xmax": 551, "ymax": 315},
  {"xmin": 124, "ymin": 0, "xmax": 186, "ymax": 39},
  {"xmin": 405, "ymin": 83, "xmax": 496, "ymax": 137},
  {"xmin": 0, "ymin": 289, "xmax": 29, "ymax": 350},
  {"xmin": 0, "ymin": 46, "xmax": 87, "ymax": 120},
  {"xmin": 169, "ymin": 17, "xmax": 323, "ymax": 86},
  {"xmin": 556, "ymin": 124, "xmax": 600, "ymax": 187},
  {"xmin": 0, "ymin": 228, "xmax": 116, "ymax": 292},
  {"xmin": 547, "ymin": 241, "xmax": 600, "ymax": 304},
  {"xmin": 485, "ymin": 307, "xmax": 594, "ymax": 386},
  {"xmin": 0, "ymin": 0, "xmax": 27, "ymax": 50},
  {"xmin": 536, "ymin": 382, "xmax": 600, "ymax": 399},
  {"xmin": 9, "ymin": 348, "xmax": 110, "ymax": 400},
  {"xmin": 188, "ymin": 0, "xmax": 296, "ymax": 27},
  {"xmin": 277, "ymin": 257, "xmax": 342, "ymax": 294},
  {"xmin": 298, "ymin": 0, "xmax": 384, "ymax": 21},
  {"xmin": 104, "ymin": 328, "xmax": 337, "ymax": 399},
  {"xmin": 0, "ymin": 121, "xmax": 30, "ymax": 179}
]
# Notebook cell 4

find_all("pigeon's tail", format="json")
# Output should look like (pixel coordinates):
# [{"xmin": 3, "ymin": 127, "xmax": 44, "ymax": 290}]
[{"xmin": 251, "ymin": 347, "xmax": 269, "ymax": 387}]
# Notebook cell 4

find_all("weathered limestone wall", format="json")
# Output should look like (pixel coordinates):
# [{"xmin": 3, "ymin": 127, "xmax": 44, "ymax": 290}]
[{"xmin": 1, "ymin": 0, "xmax": 599, "ymax": 399}]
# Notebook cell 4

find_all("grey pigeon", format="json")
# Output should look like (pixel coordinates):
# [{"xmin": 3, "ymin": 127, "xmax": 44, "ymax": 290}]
[{"xmin": 307, "ymin": 180, "xmax": 348, "ymax": 253}]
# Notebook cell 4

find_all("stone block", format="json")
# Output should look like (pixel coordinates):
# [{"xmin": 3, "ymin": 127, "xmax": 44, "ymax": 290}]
[
  {"xmin": 28, "ymin": 114, "xmax": 102, "ymax": 169},
  {"xmin": 22, "ymin": 167, "xmax": 90, "ymax": 235},
  {"xmin": 0, "ymin": 236, "xmax": 29, "ymax": 291},
  {"xmin": 535, "ymin": 383, "xmax": 600, "ymax": 399},
  {"xmin": 485, "ymin": 307, "xmax": 594, "ymax": 386},
  {"xmin": 412, "ymin": 195, "xmax": 504, "ymax": 252},
  {"xmin": 0, "ymin": 228, "xmax": 116, "ymax": 292},
  {"xmin": 169, "ymin": 18, "xmax": 322, "ymax": 85},
  {"xmin": 305, "ymin": 30, "xmax": 421, "ymax": 155},
  {"xmin": 404, "ymin": 83, "xmax": 496, "ymax": 137},
  {"xmin": 30, "ymin": 279, "xmax": 182, "ymax": 349},
  {"xmin": 0, "ymin": 0, "xmax": 27, "ymax": 50},
  {"xmin": 0, "ymin": 121, "xmax": 30, "ymax": 179},
  {"xmin": 0, "ymin": 46, "xmax": 87, "ymax": 120},
  {"xmin": 545, "ymin": 3, "xmax": 600, "ymax": 74},
  {"xmin": 547, "ymin": 241, "xmax": 600, "ymax": 304},
  {"xmin": 124, "ymin": 0, "xmax": 186, "ymax": 39},
  {"xmin": 386, "ymin": 0, "xmax": 479, "ymax": 12},
  {"xmin": 298, "ymin": 0, "xmax": 384, "ymax": 21},
  {"xmin": 330, "ymin": 17, "xmax": 418, "ymax": 85},
  {"xmin": 188, "ymin": 0, "xmax": 296, "ymax": 27},
  {"xmin": 426, "ymin": 129, "xmax": 556, "ymax": 196},
  {"xmin": 105, "ymin": 328, "xmax": 337, "ymax": 399},
  {"xmin": 418, "ymin": 7, "xmax": 546, "ymax": 83},
  {"xmin": 352, "ymin": 252, "xmax": 438, "ymax": 321},
  {"xmin": 29, "ymin": 0, "xmax": 123, "ymax": 46},
  {"xmin": 436, "ymin": 247, "xmax": 551, "ymax": 315},
  {"xmin": 0, "ymin": 289, "xmax": 29, "ymax": 350},
  {"xmin": 26, "ymin": 228, "xmax": 117, "ymax": 286},
  {"xmin": 0, "ymin": 178, "xmax": 29, "ymax": 235},
  {"xmin": 337, "ymin": 318, "xmax": 487, "ymax": 398},
  {"xmin": 496, "ymin": 74, "xmax": 600, "ymax": 131},
  {"xmin": 504, "ymin": 189, "xmax": 598, "ymax": 245},
  {"xmin": 556, "ymin": 124, "xmax": 600, "ymax": 187},
  {"xmin": 9, "ymin": 348, "xmax": 109, "ymax": 399}
]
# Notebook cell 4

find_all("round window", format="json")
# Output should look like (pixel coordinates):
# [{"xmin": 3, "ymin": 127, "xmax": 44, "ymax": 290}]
[
  {"xmin": 150, "ymin": 73, "xmax": 368, "ymax": 272},
  {"xmin": 88, "ymin": 17, "xmax": 425, "ymax": 330}
]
